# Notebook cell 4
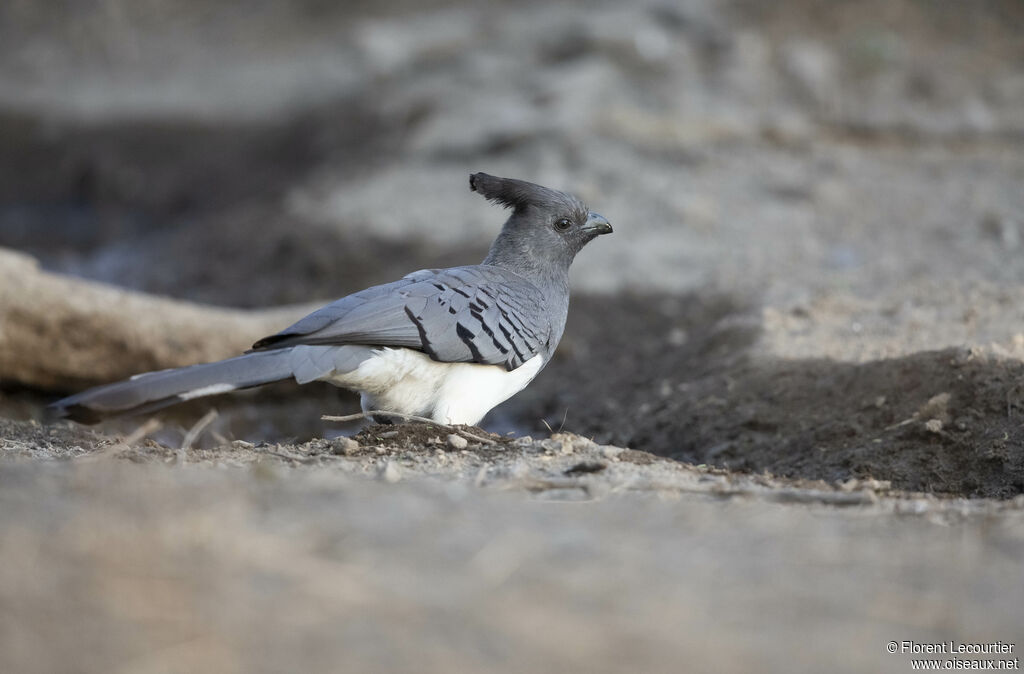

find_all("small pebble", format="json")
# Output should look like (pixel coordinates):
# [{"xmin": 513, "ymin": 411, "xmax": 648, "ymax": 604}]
[
  {"xmin": 330, "ymin": 437, "xmax": 360, "ymax": 456},
  {"xmin": 600, "ymin": 445, "xmax": 624, "ymax": 458},
  {"xmin": 447, "ymin": 434, "xmax": 469, "ymax": 450}
]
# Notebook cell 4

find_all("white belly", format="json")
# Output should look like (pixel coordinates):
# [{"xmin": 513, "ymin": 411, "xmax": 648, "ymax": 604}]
[{"xmin": 321, "ymin": 348, "xmax": 544, "ymax": 426}]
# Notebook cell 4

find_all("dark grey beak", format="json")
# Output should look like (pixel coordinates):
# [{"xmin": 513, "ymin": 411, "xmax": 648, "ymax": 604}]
[{"xmin": 583, "ymin": 212, "xmax": 613, "ymax": 235}]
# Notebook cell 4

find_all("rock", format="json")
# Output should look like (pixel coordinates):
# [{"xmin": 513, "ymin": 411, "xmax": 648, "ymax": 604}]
[
  {"xmin": 600, "ymin": 445, "xmax": 625, "ymax": 459},
  {"xmin": 330, "ymin": 437, "xmax": 360, "ymax": 456},
  {"xmin": 446, "ymin": 434, "xmax": 469, "ymax": 450},
  {"xmin": 916, "ymin": 393, "xmax": 951, "ymax": 425}
]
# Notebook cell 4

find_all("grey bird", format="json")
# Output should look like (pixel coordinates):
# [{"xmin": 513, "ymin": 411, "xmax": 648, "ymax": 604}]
[{"xmin": 52, "ymin": 173, "xmax": 612, "ymax": 426}]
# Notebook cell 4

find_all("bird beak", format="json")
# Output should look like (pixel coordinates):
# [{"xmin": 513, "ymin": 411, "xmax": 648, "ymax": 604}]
[{"xmin": 582, "ymin": 212, "xmax": 613, "ymax": 235}]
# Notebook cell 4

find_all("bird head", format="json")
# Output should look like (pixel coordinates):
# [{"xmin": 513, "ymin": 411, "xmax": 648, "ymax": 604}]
[{"xmin": 471, "ymin": 172, "xmax": 612, "ymax": 272}]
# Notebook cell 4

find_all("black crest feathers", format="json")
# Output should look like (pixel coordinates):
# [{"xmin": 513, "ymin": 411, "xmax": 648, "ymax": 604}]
[{"xmin": 469, "ymin": 172, "xmax": 579, "ymax": 212}]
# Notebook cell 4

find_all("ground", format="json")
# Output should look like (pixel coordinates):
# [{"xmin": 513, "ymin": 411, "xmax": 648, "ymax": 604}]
[{"xmin": 1, "ymin": 1, "xmax": 1023, "ymax": 672}]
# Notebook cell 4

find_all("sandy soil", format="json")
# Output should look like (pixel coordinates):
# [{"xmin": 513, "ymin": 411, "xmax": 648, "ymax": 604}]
[
  {"xmin": 2, "ymin": 0, "xmax": 1024, "ymax": 671},
  {"xmin": 2, "ymin": 417, "xmax": 1022, "ymax": 674}
]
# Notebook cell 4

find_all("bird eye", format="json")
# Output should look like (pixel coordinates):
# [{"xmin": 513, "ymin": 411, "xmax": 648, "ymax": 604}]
[{"xmin": 554, "ymin": 218, "xmax": 572, "ymax": 231}]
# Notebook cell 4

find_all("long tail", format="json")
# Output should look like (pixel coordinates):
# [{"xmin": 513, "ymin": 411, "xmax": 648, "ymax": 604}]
[
  {"xmin": 50, "ymin": 345, "xmax": 373, "ymax": 423},
  {"xmin": 50, "ymin": 351, "xmax": 296, "ymax": 423}
]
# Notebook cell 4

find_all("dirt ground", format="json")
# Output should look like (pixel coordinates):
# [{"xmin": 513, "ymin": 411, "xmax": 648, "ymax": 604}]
[{"xmin": 1, "ymin": 0, "xmax": 1024, "ymax": 672}]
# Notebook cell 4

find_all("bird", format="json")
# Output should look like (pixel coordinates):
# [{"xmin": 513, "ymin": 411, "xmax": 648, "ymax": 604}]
[{"xmin": 51, "ymin": 172, "xmax": 612, "ymax": 427}]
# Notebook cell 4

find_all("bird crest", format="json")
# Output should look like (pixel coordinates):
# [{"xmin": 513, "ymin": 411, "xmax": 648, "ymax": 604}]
[{"xmin": 469, "ymin": 172, "xmax": 582, "ymax": 213}]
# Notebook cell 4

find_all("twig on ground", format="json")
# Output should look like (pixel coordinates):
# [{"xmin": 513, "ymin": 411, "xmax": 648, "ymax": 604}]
[
  {"xmin": 260, "ymin": 447, "xmax": 320, "ymax": 464},
  {"xmin": 124, "ymin": 418, "xmax": 164, "ymax": 447},
  {"xmin": 77, "ymin": 417, "xmax": 163, "ymax": 461},
  {"xmin": 509, "ymin": 476, "xmax": 593, "ymax": 498},
  {"xmin": 181, "ymin": 409, "xmax": 219, "ymax": 450},
  {"xmin": 883, "ymin": 416, "xmax": 917, "ymax": 432},
  {"xmin": 322, "ymin": 410, "xmax": 496, "ymax": 445}
]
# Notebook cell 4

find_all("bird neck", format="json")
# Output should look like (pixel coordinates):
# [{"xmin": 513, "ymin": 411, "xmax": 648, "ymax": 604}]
[{"xmin": 482, "ymin": 239, "xmax": 571, "ymax": 299}]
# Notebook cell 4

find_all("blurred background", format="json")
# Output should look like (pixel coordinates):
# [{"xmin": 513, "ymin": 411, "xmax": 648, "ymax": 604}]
[
  {"xmin": 1, "ymin": 3, "xmax": 1024, "ymax": 672},
  {"xmin": 3, "ymin": 0, "xmax": 1022, "ymax": 304}
]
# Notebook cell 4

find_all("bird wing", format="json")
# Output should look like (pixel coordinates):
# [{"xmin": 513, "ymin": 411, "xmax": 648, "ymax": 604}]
[{"xmin": 251, "ymin": 266, "xmax": 551, "ymax": 370}]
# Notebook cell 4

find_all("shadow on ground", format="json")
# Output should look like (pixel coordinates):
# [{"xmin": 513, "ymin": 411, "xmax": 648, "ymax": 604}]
[{"xmin": 505, "ymin": 292, "xmax": 1024, "ymax": 499}]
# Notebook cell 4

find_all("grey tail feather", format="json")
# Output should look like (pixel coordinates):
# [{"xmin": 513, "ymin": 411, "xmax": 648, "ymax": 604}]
[{"xmin": 50, "ymin": 350, "xmax": 297, "ymax": 424}]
